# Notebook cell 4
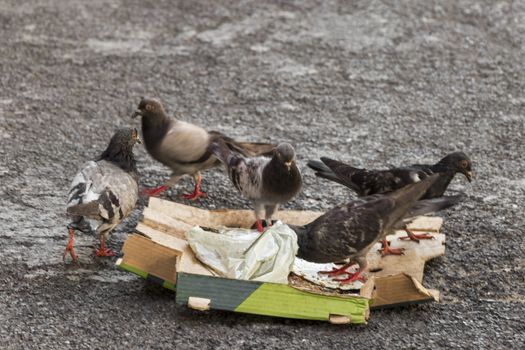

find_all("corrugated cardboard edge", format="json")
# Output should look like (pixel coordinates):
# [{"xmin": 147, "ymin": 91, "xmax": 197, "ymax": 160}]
[
  {"xmin": 119, "ymin": 233, "xmax": 180, "ymax": 284},
  {"xmin": 116, "ymin": 258, "xmax": 176, "ymax": 291}
]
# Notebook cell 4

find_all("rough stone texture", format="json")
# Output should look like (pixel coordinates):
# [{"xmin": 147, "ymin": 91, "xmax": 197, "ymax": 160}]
[{"xmin": 0, "ymin": 0, "xmax": 524, "ymax": 349}]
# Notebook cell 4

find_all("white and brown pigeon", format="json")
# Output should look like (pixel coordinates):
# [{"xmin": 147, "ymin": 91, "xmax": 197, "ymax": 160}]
[
  {"xmin": 63, "ymin": 128, "xmax": 140, "ymax": 262},
  {"xmin": 307, "ymin": 152, "xmax": 472, "ymax": 243},
  {"xmin": 131, "ymin": 98, "xmax": 274, "ymax": 200},
  {"xmin": 210, "ymin": 141, "xmax": 302, "ymax": 232},
  {"xmin": 290, "ymin": 175, "xmax": 462, "ymax": 283}
]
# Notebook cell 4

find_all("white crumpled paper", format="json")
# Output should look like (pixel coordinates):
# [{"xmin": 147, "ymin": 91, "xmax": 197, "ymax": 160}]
[
  {"xmin": 185, "ymin": 221, "xmax": 298, "ymax": 284},
  {"xmin": 292, "ymin": 258, "xmax": 364, "ymax": 290}
]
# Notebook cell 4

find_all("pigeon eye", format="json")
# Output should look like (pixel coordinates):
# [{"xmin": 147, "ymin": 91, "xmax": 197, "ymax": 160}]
[
  {"xmin": 460, "ymin": 160, "xmax": 469, "ymax": 168},
  {"xmin": 145, "ymin": 104, "xmax": 153, "ymax": 111}
]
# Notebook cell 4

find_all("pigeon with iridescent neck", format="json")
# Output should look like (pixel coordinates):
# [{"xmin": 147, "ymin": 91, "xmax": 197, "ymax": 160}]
[
  {"xmin": 132, "ymin": 98, "xmax": 274, "ymax": 200},
  {"xmin": 210, "ymin": 141, "xmax": 302, "ymax": 232}
]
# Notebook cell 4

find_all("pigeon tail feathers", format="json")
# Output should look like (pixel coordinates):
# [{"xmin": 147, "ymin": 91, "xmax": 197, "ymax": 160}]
[
  {"xmin": 209, "ymin": 131, "xmax": 275, "ymax": 157},
  {"xmin": 407, "ymin": 193, "xmax": 465, "ymax": 218},
  {"xmin": 379, "ymin": 174, "xmax": 440, "ymax": 231},
  {"xmin": 235, "ymin": 141, "xmax": 275, "ymax": 157},
  {"xmin": 209, "ymin": 139, "xmax": 235, "ymax": 166},
  {"xmin": 306, "ymin": 159, "xmax": 343, "ymax": 184}
]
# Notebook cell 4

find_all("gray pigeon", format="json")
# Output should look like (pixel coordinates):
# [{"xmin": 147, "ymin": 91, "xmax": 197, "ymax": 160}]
[
  {"xmin": 307, "ymin": 152, "xmax": 472, "ymax": 242},
  {"xmin": 210, "ymin": 141, "xmax": 302, "ymax": 232},
  {"xmin": 131, "ymin": 98, "xmax": 275, "ymax": 200},
  {"xmin": 290, "ymin": 175, "xmax": 460, "ymax": 283},
  {"xmin": 64, "ymin": 128, "xmax": 140, "ymax": 262}
]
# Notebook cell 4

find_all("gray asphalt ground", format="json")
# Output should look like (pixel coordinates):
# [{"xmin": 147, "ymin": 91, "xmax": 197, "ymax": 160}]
[{"xmin": 1, "ymin": 0, "xmax": 524, "ymax": 349}]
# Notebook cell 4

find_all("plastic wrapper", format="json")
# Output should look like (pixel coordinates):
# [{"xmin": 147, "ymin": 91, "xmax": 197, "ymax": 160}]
[{"xmin": 186, "ymin": 221, "xmax": 298, "ymax": 284}]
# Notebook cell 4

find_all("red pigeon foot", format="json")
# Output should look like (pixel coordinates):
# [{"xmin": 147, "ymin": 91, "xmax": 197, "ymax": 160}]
[
  {"xmin": 63, "ymin": 228, "xmax": 78, "ymax": 263},
  {"xmin": 254, "ymin": 219, "xmax": 264, "ymax": 233},
  {"xmin": 378, "ymin": 239, "xmax": 405, "ymax": 257},
  {"xmin": 318, "ymin": 262, "xmax": 355, "ymax": 277},
  {"xmin": 181, "ymin": 189, "xmax": 207, "ymax": 200},
  {"xmin": 181, "ymin": 175, "xmax": 207, "ymax": 200},
  {"xmin": 399, "ymin": 228, "xmax": 434, "ymax": 243},
  {"xmin": 95, "ymin": 239, "xmax": 116, "ymax": 257},
  {"xmin": 142, "ymin": 185, "xmax": 168, "ymax": 197},
  {"xmin": 95, "ymin": 247, "xmax": 116, "ymax": 257},
  {"xmin": 333, "ymin": 271, "xmax": 367, "ymax": 284}
]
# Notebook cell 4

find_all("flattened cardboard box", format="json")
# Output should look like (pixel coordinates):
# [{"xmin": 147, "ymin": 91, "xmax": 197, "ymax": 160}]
[{"xmin": 117, "ymin": 198, "xmax": 444, "ymax": 323}]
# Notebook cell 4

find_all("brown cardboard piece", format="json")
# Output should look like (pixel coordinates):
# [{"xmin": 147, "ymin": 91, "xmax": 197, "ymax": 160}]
[
  {"xmin": 120, "ymin": 222, "xmax": 215, "ymax": 284},
  {"xmin": 121, "ymin": 197, "xmax": 446, "ymax": 308}
]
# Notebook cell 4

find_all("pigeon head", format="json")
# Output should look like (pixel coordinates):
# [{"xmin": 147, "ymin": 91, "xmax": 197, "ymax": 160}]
[
  {"xmin": 131, "ymin": 97, "xmax": 166, "ymax": 120},
  {"xmin": 98, "ymin": 128, "xmax": 140, "ymax": 173},
  {"xmin": 106, "ymin": 128, "xmax": 141, "ymax": 151},
  {"xmin": 440, "ymin": 152, "xmax": 473, "ymax": 182},
  {"xmin": 274, "ymin": 143, "xmax": 296, "ymax": 170}
]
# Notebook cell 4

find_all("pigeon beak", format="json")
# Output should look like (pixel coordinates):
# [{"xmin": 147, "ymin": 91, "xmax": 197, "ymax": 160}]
[
  {"xmin": 136, "ymin": 135, "xmax": 142, "ymax": 144},
  {"xmin": 465, "ymin": 170, "xmax": 473, "ymax": 182},
  {"xmin": 131, "ymin": 109, "xmax": 142, "ymax": 119},
  {"xmin": 284, "ymin": 161, "xmax": 292, "ymax": 170}
]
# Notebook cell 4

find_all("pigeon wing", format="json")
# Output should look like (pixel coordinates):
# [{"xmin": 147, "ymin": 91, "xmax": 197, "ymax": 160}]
[
  {"xmin": 157, "ymin": 120, "xmax": 213, "ymax": 165},
  {"xmin": 228, "ymin": 156, "xmax": 269, "ymax": 199},
  {"xmin": 67, "ymin": 161, "xmax": 138, "ymax": 225}
]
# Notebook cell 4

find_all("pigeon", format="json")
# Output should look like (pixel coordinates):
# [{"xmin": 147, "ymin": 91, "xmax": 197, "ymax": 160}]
[
  {"xmin": 290, "ymin": 174, "xmax": 460, "ymax": 283},
  {"xmin": 307, "ymin": 152, "xmax": 472, "ymax": 242},
  {"xmin": 210, "ymin": 140, "xmax": 302, "ymax": 232},
  {"xmin": 308, "ymin": 152, "xmax": 473, "ymax": 198},
  {"xmin": 63, "ymin": 128, "xmax": 140, "ymax": 262},
  {"xmin": 131, "ymin": 98, "xmax": 275, "ymax": 200}
]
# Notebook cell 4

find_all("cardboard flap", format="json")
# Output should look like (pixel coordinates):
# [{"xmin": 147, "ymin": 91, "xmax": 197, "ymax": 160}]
[
  {"xmin": 134, "ymin": 224, "xmax": 215, "ymax": 277},
  {"xmin": 370, "ymin": 273, "xmax": 436, "ymax": 309},
  {"xmin": 120, "ymin": 234, "xmax": 180, "ymax": 284}
]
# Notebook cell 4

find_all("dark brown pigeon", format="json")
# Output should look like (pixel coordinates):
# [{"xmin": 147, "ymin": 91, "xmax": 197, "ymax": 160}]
[
  {"xmin": 308, "ymin": 152, "xmax": 473, "ymax": 198},
  {"xmin": 64, "ymin": 128, "xmax": 141, "ymax": 262},
  {"xmin": 290, "ymin": 175, "xmax": 461, "ymax": 283},
  {"xmin": 131, "ymin": 98, "xmax": 274, "ymax": 200},
  {"xmin": 307, "ymin": 152, "xmax": 472, "ymax": 242},
  {"xmin": 210, "ymin": 141, "xmax": 302, "ymax": 232}
]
